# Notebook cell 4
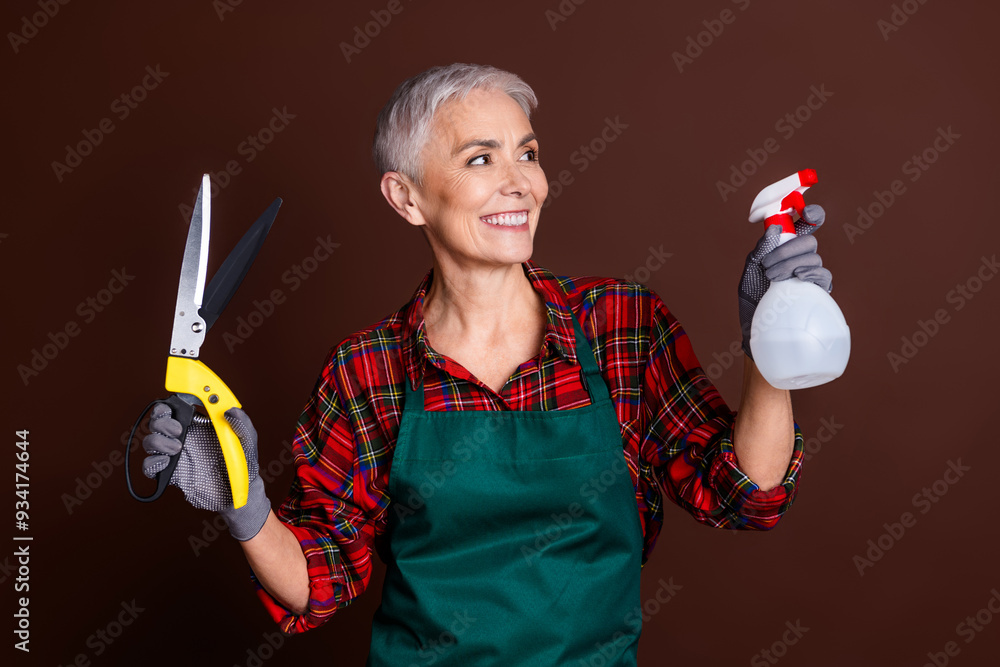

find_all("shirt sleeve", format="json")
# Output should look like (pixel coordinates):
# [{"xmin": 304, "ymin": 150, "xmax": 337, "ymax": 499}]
[
  {"xmin": 251, "ymin": 346, "xmax": 386, "ymax": 634},
  {"xmin": 637, "ymin": 289, "xmax": 805, "ymax": 532}
]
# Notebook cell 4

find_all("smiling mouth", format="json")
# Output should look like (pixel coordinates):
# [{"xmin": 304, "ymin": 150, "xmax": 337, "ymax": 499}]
[{"xmin": 481, "ymin": 210, "xmax": 529, "ymax": 226}]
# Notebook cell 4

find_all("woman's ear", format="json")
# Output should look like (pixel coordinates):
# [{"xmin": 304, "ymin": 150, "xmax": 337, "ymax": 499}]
[{"xmin": 380, "ymin": 171, "xmax": 425, "ymax": 227}]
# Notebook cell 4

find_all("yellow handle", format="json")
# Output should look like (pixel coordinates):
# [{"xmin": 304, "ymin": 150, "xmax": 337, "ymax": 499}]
[{"xmin": 165, "ymin": 356, "xmax": 249, "ymax": 508}]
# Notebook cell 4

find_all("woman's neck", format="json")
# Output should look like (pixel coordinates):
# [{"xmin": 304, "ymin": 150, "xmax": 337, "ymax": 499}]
[{"xmin": 422, "ymin": 259, "xmax": 543, "ymax": 342}]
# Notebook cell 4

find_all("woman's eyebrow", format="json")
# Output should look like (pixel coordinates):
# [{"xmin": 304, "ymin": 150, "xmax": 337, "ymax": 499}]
[{"xmin": 452, "ymin": 133, "xmax": 537, "ymax": 156}]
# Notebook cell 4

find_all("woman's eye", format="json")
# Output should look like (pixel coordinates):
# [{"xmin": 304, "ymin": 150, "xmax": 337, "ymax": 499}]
[
  {"xmin": 468, "ymin": 154, "xmax": 490, "ymax": 166},
  {"xmin": 520, "ymin": 149, "xmax": 538, "ymax": 162}
]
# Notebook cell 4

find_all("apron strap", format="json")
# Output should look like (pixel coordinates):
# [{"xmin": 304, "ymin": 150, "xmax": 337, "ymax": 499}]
[
  {"xmin": 567, "ymin": 310, "xmax": 612, "ymax": 406},
  {"xmin": 404, "ymin": 365, "xmax": 424, "ymax": 413}
]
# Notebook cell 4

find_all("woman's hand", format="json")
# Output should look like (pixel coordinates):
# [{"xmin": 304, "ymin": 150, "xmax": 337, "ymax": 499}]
[
  {"xmin": 142, "ymin": 404, "xmax": 270, "ymax": 540},
  {"xmin": 737, "ymin": 204, "xmax": 833, "ymax": 358}
]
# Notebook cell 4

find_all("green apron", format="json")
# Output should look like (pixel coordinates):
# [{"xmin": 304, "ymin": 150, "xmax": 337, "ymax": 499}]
[{"xmin": 368, "ymin": 313, "xmax": 644, "ymax": 666}]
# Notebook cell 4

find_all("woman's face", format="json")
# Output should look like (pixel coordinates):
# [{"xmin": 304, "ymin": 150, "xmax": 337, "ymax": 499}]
[{"xmin": 407, "ymin": 87, "xmax": 548, "ymax": 269}]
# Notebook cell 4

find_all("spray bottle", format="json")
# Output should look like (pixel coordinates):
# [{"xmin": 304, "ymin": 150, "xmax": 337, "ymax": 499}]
[{"xmin": 747, "ymin": 169, "xmax": 850, "ymax": 389}]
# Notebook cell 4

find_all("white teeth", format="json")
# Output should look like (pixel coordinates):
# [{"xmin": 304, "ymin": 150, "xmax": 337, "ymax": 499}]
[{"xmin": 483, "ymin": 212, "xmax": 528, "ymax": 226}]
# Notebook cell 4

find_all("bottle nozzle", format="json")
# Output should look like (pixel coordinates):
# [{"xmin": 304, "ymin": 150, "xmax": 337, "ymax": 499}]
[{"xmin": 748, "ymin": 169, "xmax": 819, "ymax": 233}]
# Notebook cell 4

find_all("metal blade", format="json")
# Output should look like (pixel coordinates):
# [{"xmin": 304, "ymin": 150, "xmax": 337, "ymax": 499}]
[
  {"xmin": 169, "ymin": 174, "xmax": 212, "ymax": 358},
  {"xmin": 199, "ymin": 197, "xmax": 281, "ymax": 332}
]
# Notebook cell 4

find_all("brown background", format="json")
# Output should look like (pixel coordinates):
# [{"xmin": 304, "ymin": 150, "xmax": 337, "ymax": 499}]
[{"xmin": 4, "ymin": 0, "xmax": 999, "ymax": 665}]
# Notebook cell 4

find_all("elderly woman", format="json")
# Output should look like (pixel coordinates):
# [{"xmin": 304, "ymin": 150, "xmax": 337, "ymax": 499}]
[{"xmin": 143, "ymin": 63, "xmax": 831, "ymax": 664}]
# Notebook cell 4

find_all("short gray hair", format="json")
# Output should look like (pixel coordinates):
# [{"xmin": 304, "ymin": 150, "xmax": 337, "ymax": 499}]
[{"xmin": 372, "ymin": 63, "xmax": 539, "ymax": 184}]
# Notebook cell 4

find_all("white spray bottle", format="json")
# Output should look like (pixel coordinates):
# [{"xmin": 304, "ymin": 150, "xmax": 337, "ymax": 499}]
[{"xmin": 747, "ymin": 169, "xmax": 850, "ymax": 389}]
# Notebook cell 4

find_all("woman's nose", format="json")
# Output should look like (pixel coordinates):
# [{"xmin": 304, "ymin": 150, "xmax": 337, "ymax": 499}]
[{"xmin": 499, "ymin": 157, "xmax": 531, "ymax": 197}]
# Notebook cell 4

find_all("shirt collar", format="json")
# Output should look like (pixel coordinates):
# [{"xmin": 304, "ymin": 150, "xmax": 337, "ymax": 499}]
[{"xmin": 401, "ymin": 259, "xmax": 579, "ymax": 390}]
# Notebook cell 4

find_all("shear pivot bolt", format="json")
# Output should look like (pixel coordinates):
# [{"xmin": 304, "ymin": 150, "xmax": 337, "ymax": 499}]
[
  {"xmin": 209, "ymin": 395, "xmax": 219, "ymax": 404},
  {"xmin": 191, "ymin": 322, "xmax": 204, "ymax": 333}
]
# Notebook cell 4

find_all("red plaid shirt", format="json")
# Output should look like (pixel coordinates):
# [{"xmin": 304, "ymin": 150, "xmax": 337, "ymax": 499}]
[{"xmin": 254, "ymin": 259, "xmax": 804, "ymax": 634}]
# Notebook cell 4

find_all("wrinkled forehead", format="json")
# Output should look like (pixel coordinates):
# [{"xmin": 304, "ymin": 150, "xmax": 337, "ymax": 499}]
[{"xmin": 428, "ymin": 88, "xmax": 534, "ymax": 153}]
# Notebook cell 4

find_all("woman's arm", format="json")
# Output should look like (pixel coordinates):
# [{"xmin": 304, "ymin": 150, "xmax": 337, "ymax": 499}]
[
  {"xmin": 240, "ymin": 510, "xmax": 310, "ymax": 615},
  {"xmin": 732, "ymin": 355, "xmax": 795, "ymax": 491}
]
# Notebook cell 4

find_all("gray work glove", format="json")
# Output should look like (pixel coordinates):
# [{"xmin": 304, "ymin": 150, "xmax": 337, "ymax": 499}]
[
  {"xmin": 143, "ymin": 403, "xmax": 270, "ymax": 541},
  {"xmin": 737, "ymin": 204, "xmax": 834, "ymax": 359}
]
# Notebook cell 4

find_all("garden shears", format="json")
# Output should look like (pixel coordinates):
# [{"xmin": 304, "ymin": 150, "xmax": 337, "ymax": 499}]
[{"xmin": 126, "ymin": 174, "xmax": 281, "ymax": 508}]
